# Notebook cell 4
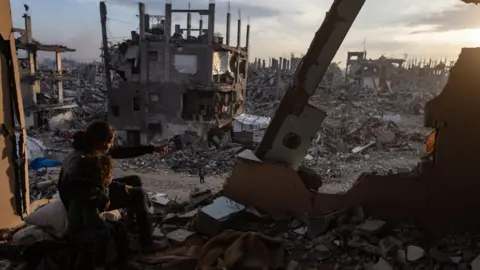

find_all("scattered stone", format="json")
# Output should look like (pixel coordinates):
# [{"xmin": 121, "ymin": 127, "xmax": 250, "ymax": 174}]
[
  {"xmin": 245, "ymin": 207, "xmax": 263, "ymax": 218},
  {"xmin": 429, "ymin": 247, "xmax": 450, "ymax": 263},
  {"xmin": 396, "ymin": 249, "xmax": 407, "ymax": 265},
  {"xmin": 166, "ymin": 229, "xmax": 195, "ymax": 244},
  {"xmin": 407, "ymin": 245, "xmax": 425, "ymax": 262},
  {"xmin": 177, "ymin": 209, "xmax": 198, "ymax": 219},
  {"xmin": 11, "ymin": 225, "xmax": 54, "ymax": 246},
  {"xmin": 373, "ymin": 258, "xmax": 393, "ymax": 270},
  {"xmin": 356, "ymin": 219, "xmax": 386, "ymax": 234},
  {"xmin": 286, "ymin": 260, "xmax": 300, "ymax": 270},
  {"xmin": 314, "ymin": 244, "xmax": 331, "ymax": 260},
  {"xmin": 348, "ymin": 237, "xmax": 382, "ymax": 255},
  {"xmin": 450, "ymin": 256, "xmax": 462, "ymax": 264},
  {"xmin": 293, "ymin": 227, "xmax": 307, "ymax": 235},
  {"xmin": 188, "ymin": 189, "xmax": 213, "ymax": 208},
  {"xmin": 351, "ymin": 206, "xmax": 365, "ymax": 224},
  {"xmin": 471, "ymin": 254, "xmax": 480, "ymax": 270},
  {"xmin": 151, "ymin": 227, "xmax": 165, "ymax": 240},
  {"xmin": 196, "ymin": 196, "xmax": 245, "ymax": 236},
  {"xmin": 149, "ymin": 193, "xmax": 170, "ymax": 206},
  {"xmin": 379, "ymin": 236, "xmax": 402, "ymax": 257}
]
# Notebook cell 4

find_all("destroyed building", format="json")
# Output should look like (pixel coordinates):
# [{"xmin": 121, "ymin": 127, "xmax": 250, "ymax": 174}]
[
  {"xmin": 14, "ymin": 7, "xmax": 78, "ymax": 130},
  {"xmin": 83, "ymin": 61, "xmax": 106, "ymax": 87},
  {"xmin": 103, "ymin": 1, "xmax": 250, "ymax": 145},
  {"xmin": 344, "ymin": 51, "xmax": 452, "ymax": 91}
]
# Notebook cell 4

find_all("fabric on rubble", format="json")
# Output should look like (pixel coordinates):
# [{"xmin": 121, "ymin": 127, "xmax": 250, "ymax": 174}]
[
  {"xmin": 23, "ymin": 240, "xmax": 74, "ymax": 270},
  {"xmin": 11, "ymin": 226, "xmax": 55, "ymax": 247},
  {"xmin": 69, "ymin": 220, "xmax": 129, "ymax": 268},
  {"xmin": 137, "ymin": 230, "xmax": 285, "ymax": 270},
  {"xmin": 29, "ymin": 158, "xmax": 62, "ymax": 171},
  {"xmin": 196, "ymin": 230, "xmax": 285, "ymax": 270},
  {"xmin": 23, "ymin": 221, "xmax": 129, "ymax": 270},
  {"xmin": 15, "ymin": 132, "xmax": 46, "ymax": 161},
  {"xmin": 24, "ymin": 200, "xmax": 68, "ymax": 238}
]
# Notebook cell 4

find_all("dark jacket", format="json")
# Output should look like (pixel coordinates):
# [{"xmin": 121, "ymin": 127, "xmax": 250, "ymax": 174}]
[
  {"xmin": 67, "ymin": 185, "xmax": 110, "ymax": 232},
  {"xmin": 58, "ymin": 145, "xmax": 154, "ymax": 209}
]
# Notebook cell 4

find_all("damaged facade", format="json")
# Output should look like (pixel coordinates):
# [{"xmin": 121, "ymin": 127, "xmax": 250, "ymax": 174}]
[
  {"xmin": 344, "ymin": 51, "xmax": 452, "ymax": 91},
  {"xmin": 83, "ymin": 62, "xmax": 107, "ymax": 87},
  {"xmin": 103, "ymin": 1, "xmax": 250, "ymax": 145},
  {"xmin": 14, "ymin": 7, "xmax": 78, "ymax": 130}
]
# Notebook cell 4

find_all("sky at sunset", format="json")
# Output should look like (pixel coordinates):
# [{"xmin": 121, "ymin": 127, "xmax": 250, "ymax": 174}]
[{"xmin": 9, "ymin": 0, "xmax": 480, "ymax": 64}]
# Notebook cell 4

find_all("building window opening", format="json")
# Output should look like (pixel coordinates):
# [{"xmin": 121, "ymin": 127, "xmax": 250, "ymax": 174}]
[
  {"xmin": 149, "ymin": 51, "xmax": 159, "ymax": 61},
  {"xmin": 126, "ymin": 130, "xmax": 141, "ymax": 146},
  {"xmin": 150, "ymin": 93, "xmax": 159, "ymax": 102},
  {"xmin": 132, "ymin": 60, "xmax": 140, "ymax": 74},
  {"xmin": 132, "ymin": 97, "xmax": 140, "ymax": 111},
  {"xmin": 111, "ymin": 106, "xmax": 119, "ymax": 116}
]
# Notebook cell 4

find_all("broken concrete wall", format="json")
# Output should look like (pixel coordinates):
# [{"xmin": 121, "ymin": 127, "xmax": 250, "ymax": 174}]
[
  {"xmin": 150, "ymin": 43, "xmax": 211, "ymax": 84},
  {"xmin": 109, "ymin": 81, "xmax": 218, "ymax": 141}
]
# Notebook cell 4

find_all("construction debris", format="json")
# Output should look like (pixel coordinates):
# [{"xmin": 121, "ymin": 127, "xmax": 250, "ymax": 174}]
[
  {"xmin": 246, "ymin": 60, "xmax": 442, "ymax": 190},
  {"xmin": 9, "ymin": 191, "xmax": 480, "ymax": 270},
  {"xmin": 7, "ymin": 0, "xmax": 477, "ymax": 269}
]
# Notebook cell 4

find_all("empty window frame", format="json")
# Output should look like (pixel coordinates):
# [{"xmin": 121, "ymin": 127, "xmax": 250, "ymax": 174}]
[
  {"xmin": 132, "ymin": 97, "xmax": 140, "ymax": 111},
  {"xmin": 149, "ymin": 93, "xmax": 159, "ymax": 102},
  {"xmin": 149, "ymin": 51, "xmax": 159, "ymax": 61},
  {"xmin": 110, "ymin": 106, "xmax": 119, "ymax": 116}
]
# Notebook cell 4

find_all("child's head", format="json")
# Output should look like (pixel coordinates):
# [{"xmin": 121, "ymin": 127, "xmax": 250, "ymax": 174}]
[{"xmin": 79, "ymin": 154, "xmax": 114, "ymax": 185}]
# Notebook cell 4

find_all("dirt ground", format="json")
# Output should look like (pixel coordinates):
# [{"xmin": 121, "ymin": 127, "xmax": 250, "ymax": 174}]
[
  {"xmin": 113, "ymin": 167, "xmax": 225, "ymax": 202},
  {"xmin": 39, "ymin": 135, "xmax": 226, "ymax": 203}
]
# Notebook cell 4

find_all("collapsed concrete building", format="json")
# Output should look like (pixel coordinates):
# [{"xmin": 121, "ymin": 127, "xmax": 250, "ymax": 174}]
[
  {"xmin": 102, "ymin": 1, "xmax": 250, "ymax": 145},
  {"xmin": 344, "ymin": 51, "xmax": 451, "ymax": 91},
  {"xmin": 14, "ymin": 7, "xmax": 78, "ymax": 130}
]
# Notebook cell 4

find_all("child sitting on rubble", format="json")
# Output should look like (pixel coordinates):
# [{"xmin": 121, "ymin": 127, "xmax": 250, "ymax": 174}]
[
  {"xmin": 67, "ymin": 154, "xmax": 117, "ymax": 270},
  {"xmin": 199, "ymin": 167, "xmax": 205, "ymax": 184}
]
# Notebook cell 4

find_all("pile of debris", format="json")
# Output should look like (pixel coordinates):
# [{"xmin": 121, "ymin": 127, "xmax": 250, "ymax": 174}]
[
  {"xmin": 28, "ymin": 167, "xmax": 61, "ymax": 202},
  {"xmin": 71, "ymin": 86, "xmax": 109, "ymax": 127},
  {"xmin": 243, "ymin": 68, "xmax": 443, "ymax": 189},
  {"xmin": 118, "ymin": 143, "xmax": 244, "ymax": 176},
  {"xmin": 6, "ymin": 189, "xmax": 480, "ymax": 270}
]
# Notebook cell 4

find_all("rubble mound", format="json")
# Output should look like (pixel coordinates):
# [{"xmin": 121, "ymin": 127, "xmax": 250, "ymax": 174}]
[{"xmin": 118, "ymin": 144, "xmax": 244, "ymax": 176}]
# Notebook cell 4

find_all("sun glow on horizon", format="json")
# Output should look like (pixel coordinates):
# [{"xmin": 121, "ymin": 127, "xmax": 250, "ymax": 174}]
[
  {"xmin": 404, "ymin": 28, "xmax": 480, "ymax": 46},
  {"xmin": 447, "ymin": 28, "xmax": 480, "ymax": 46}
]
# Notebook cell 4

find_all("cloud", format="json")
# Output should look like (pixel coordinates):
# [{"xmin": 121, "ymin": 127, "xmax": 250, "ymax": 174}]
[
  {"xmin": 106, "ymin": 0, "xmax": 293, "ymax": 24},
  {"xmin": 338, "ymin": 39, "xmax": 465, "ymax": 62},
  {"xmin": 21, "ymin": 0, "xmax": 476, "ymax": 63},
  {"xmin": 401, "ymin": 4, "xmax": 480, "ymax": 33},
  {"xmin": 33, "ymin": 29, "xmax": 101, "ymax": 62}
]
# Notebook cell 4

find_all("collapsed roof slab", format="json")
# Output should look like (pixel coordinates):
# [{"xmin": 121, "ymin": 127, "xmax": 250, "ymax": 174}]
[{"xmin": 16, "ymin": 43, "xmax": 75, "ymax": 53}]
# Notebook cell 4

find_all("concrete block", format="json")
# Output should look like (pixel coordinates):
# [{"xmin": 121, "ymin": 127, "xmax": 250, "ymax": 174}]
[{"xmin": 195, "ymin": 196, "xmax": 245, "ymax": 236}]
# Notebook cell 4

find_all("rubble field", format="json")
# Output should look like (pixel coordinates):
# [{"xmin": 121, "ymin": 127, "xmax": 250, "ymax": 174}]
[
  {"xmin": 19, "ymin": 53, "xmax": 455, "ymax": 270},
  {"xmin": 6, "ymin": 192, "xmax": 480, "ymax": 270}
]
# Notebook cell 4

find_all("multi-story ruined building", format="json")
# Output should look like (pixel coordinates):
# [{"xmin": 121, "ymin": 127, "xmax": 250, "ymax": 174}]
[
  {"xmin": 14, "ymin": 8, "xmax": 77, "ymax": 129},
  {"xmin": 102, "ymin": 1, "xmax": 250, "ymax": 145},
  {"xmin": 345, "ymin": 51, "xmax": 404, "ymax": 90},
  {"xmin": 84, "ymin": 62, "xmax": 106, "ymax": 86}
]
